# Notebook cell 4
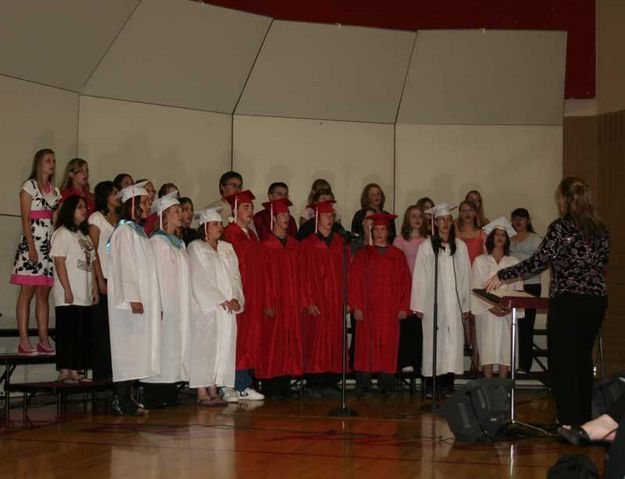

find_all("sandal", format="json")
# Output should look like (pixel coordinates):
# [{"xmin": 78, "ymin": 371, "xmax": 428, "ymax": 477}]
[
  {"xmin": 557, "ymin": 425, "xmax": 614, "ymax": 447},
  {"xmin": 74, "ymin": 375, "xmax": 92, "ymax": 384},
  {"xmin": 58, "ymin": 376, "xmax": 77, "ymax": 384},
  {"xmin": 197, "ymin": 396, "xmax": 227, "ymax": 408}
]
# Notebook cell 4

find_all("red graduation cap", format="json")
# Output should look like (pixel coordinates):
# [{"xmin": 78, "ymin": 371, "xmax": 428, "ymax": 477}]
[
  {"xmin": 308, "ymin": 200, "xmax": 336, "ymax": 233},
  {"xmin": 367, "ymin": 213, "xmax": 398, "ymax": 227},
  {"xmin": 224, "ymin": 190, "xmax": 255, "ymax": 222},
  {"xmin": 262, "ymin": 198, "xmax": 293, "ymax": 230}
]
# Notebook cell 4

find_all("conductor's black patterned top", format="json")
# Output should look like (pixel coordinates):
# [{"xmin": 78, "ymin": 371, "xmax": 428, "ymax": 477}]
[{"xmin": 498, "ymin": 217, "xmax": 609, "ymax": 297}]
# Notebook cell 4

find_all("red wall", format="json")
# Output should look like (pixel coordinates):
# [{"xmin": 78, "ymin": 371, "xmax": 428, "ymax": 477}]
[{"xmin": 205, "ymin": 0, "xmax": 595, "ymax": 99}]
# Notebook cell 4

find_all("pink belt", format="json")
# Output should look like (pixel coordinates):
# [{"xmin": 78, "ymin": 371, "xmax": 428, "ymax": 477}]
[{"xmin": 30, "ymin": 211, "xmax": 53, "ymax": 220}]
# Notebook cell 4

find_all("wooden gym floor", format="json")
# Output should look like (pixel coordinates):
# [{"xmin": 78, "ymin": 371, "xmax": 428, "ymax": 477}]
[{"xmin": 0, "ymin": 390, "xmax": 607, "ymax": 478}]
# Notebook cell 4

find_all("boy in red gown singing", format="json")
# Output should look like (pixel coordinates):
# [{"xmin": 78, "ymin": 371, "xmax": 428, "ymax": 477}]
[
  {"xmin": 222, "ymin": 190, "xmax": 264, "ymax": 402},
  {"xmin": 348, "ymin": 213, "xmax": 411, "ymax": 395},
  {"xmin": 257, "ymin": 198, "xmax": 303, "ymax": 398},
  {"xmin": 299, "ymin": 200, "xmax": 346, "ymax": 398}
]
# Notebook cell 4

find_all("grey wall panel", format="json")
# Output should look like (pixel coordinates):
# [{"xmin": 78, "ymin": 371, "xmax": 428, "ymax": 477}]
[
  {"xmin": 83, "ymin": 0, "xmax": 271, "ymax": 113},
  {"xmin": 0, "ymin": 0, "xmax": 140, "ymax": 91},
  {"xmin": 398, "ymin": 30, "xmax": 567, "ymax": 125},
  {"xmin": 236, "ymin": 21, "xmax": 415, "ymax": 123}
]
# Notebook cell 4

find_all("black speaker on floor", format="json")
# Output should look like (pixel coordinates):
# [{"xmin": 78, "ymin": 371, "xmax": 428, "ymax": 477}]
[{"xmin": 437, "ymin": 378, "xmax": 512, "ymax": 442}]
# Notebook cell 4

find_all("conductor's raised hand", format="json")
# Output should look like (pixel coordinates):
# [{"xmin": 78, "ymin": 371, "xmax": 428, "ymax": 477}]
[
  {"xmin": 353, "ymin": 309, "xmax": 364, "ymax": 321},
  {"xmin": 484, "ymin": 273, "xmax": 502, "ymax": 292},
  {"xmin": 397, "ymin": 311, "xmax": 407, "ymax": 320}
]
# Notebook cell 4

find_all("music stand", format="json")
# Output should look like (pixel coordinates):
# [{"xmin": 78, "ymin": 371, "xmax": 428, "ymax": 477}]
[{"xmin": 473, "ymin": 289, "xmax": 550, "ymax": 437}]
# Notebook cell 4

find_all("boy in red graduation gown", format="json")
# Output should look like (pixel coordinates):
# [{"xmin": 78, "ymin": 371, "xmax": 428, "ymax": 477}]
[
  {"xmin": 348, "ymin": 213, "xmax": 411, "ymax": 395},
  {"xmin": 253, "ymin": 182, "xmax": 297, "ymax": 240},
  {"xmin": 222, "ymin": 190, "xmax": 264, "ymax": 401},
  {"xmin": 299, "ymin": 200, "xmax": 346, "ymax": 398},
  {"xmin": 257, "ymin": 198, "xmax": 303, "ymax": 397}
]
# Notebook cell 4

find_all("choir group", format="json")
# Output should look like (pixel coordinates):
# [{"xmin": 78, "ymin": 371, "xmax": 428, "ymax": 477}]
[{"xmin": 11, "ymin": 148, "xmax": 545, "ymax": 416}]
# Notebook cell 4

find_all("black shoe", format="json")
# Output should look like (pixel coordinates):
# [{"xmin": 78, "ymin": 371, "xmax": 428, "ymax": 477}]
[{"xmin": 557, "ymin": 426, "xmax": 612, "ymax": 447}]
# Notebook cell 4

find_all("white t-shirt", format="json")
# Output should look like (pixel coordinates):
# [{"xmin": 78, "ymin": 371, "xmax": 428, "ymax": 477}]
[
  {"xmin": 50, "ymin": 227, "xmax": 95, "ymax": 307},
  {"xmin": 88, "ymin": 211, "xmax": 115, "ymax": 279}
]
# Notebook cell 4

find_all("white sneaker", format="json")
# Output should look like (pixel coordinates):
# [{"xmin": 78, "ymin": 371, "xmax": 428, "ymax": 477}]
[
  {"xmin": 219, "ymin": 387, "xmax": 239, "ymax": 403},
  {"xmin": 237, "ymin": 387, "xmax": 264, "ymax": 401},
  {"xmin": 401, "ymin": 366, "xmax": 414, "ymax": 373}
]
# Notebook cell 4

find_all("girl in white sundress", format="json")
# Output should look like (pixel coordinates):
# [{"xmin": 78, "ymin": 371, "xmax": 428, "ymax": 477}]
[{"xmin": 10, "ymin": 149, "xmax": 61, "ymax": 355}]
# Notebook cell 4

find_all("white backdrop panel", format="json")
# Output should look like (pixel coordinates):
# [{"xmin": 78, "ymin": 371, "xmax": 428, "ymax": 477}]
[
  {"xmin": 78, "ymin": 96, "xmax": 231, "ymax": 208},
  {"xmin": 236, "ymin": 22, "xmax": 415, "ymax": 123},
  {"xmin": 398, "ymin": 30, "xmax": 567, "ymax": 126},
  {"xmin": 0, "ymin": 0, "xmax": 140, "ymax": 91},
  {"xmin": 395, "ymin": 124, "xmax": 562, "ymax": 234},
  {"xmin": 233, "ymin": 115, "xmax": 395, "ymax": 221},
  {"xmin": 0, "ymin": 75, "xmax": 78, "ymax": 215},
  {"xmin": 83, "ymin": 0, "xmax": 270, "ymax": 113}
]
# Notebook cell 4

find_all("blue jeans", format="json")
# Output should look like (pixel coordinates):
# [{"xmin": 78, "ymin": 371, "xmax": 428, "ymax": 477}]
[{"xmin": 235, "ymin": 369, "xmax": 253, "ymax": 392}]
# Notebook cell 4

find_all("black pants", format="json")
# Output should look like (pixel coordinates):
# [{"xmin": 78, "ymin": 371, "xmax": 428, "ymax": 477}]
[
  {"xmin": 397, "ymin": 314, "xmax": 423, "ymax": 373},
  {"xmin": 349, "ymin": 313, "xmax": 356, "ymax": 371},
  {"xmin": 606, "ymin": 393, "xmax": 625, "ymax": 423},
  {"xmin": 355, "ymin": 372, "xmax": 395, "ymax": 392},
  {"xmin": 547, "ymin": 294, "xmax": 607, "ymax": 425},
  {"xmin": 91, "ymin": 293, "xmax": 112, "ymax": 380},
  {"xmin": 307, "ymin": 373, "xmax": 340, "ymax": 390},
  {"xmin": 261, "ymin": 376, "xmax": 292, "ymax": 396},
  {"xmin": 55, "ymin": 305, "xmax": 92, "ymax": 371},
  {"xmin": 518, "ymin": 283, "xmax": 541, "ymax": 372}
]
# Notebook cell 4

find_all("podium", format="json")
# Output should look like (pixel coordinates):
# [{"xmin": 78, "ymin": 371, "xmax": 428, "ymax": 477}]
[{"xmin": 473, "ymin": 289, "xmax": 549, "ymax": 435}]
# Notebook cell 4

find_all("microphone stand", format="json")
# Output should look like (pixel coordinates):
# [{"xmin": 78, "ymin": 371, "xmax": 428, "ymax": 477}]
[
  {"xmin": 329, "ymin": 231, "xmax": 358, "ymax": 417},
  {"xmin": 421, "ymin": 234, "xmax": 440, "ymax": 411}
]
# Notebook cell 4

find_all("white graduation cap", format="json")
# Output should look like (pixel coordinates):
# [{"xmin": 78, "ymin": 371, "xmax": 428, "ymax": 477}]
[
  {"xmin": 151, "ymin": 190, "xmax": 180, "ymax": 230},
  {"xmin": 483, "ymin": 216, "xmax": 517, "ymax": 238},
  {"xmin": 424, "ymin": 202, "xmax": 457, "ymax": 218},
  {"xmin": 115, "ymin": 180, "xmax": 148, "ymax": 203},
  {"xmin": 194, "ymin": 207, "xmax": 222, "ymax": 225}
]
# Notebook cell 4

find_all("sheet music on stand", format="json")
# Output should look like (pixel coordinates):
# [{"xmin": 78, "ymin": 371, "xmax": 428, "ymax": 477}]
[{"xmin": 472, "ymin": 288, "xmax": 535, "ymax": 305}]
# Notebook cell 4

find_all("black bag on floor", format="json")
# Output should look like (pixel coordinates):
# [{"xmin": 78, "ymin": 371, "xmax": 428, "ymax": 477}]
[
  {"xmin": 547, "ymin": 454, "xmax": 599, "ymax": 479},
  {"xmin": 139, "ymin": 382, "xmax": 179, "ymax": 409}
]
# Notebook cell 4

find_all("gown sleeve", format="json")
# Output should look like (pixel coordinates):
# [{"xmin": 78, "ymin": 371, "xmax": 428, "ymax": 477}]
[
  {"xmin": 348, "ymin": 249, "xmax": 366, "ymax": 312},
  {"xmin": 455, "ymin": 242, "xmax": 472, "ymax": 314},
  {"xmin": 471, "ymin": 255, "xmax": 491, "ymax": 315},
  {"xmin": 397, "ymin": 252, "xmax": 412, "ymax": 313},
  {"xmin": 116, "ymin": 225, "xmax": 142, "ymax": 306},
  {"xmin": 410, "ymin": 242, "xmax": 428, "ymax": 314},
  {"xmin": 188, "ymin": 242, "xmax": 227, "ymax": 315}
]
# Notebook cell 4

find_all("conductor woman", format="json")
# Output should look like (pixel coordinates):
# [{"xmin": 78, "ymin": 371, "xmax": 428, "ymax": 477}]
[{"xmin": 485, "ymin": 176, "xmax": 609, "ymax": 426}]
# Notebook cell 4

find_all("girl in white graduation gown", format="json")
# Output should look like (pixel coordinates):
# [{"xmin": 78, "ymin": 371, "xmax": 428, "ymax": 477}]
[
  {"xmin": 142, "ymin": 191, "xmax": 190, "ymax": 384},
  {"xmin": 188, "ymin": 208, "xmax": 244, "ymax": 406},
  {"xmin": 411, "ymin": 203, "xmax": 471, "ymax": 395},
  {"xmin": 107, "ymin": 181, "xmax": 160, "ymax": 416},
  {"xmin": 471, "ymin": 218, "xmax": 523, "ymax": 378}
]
